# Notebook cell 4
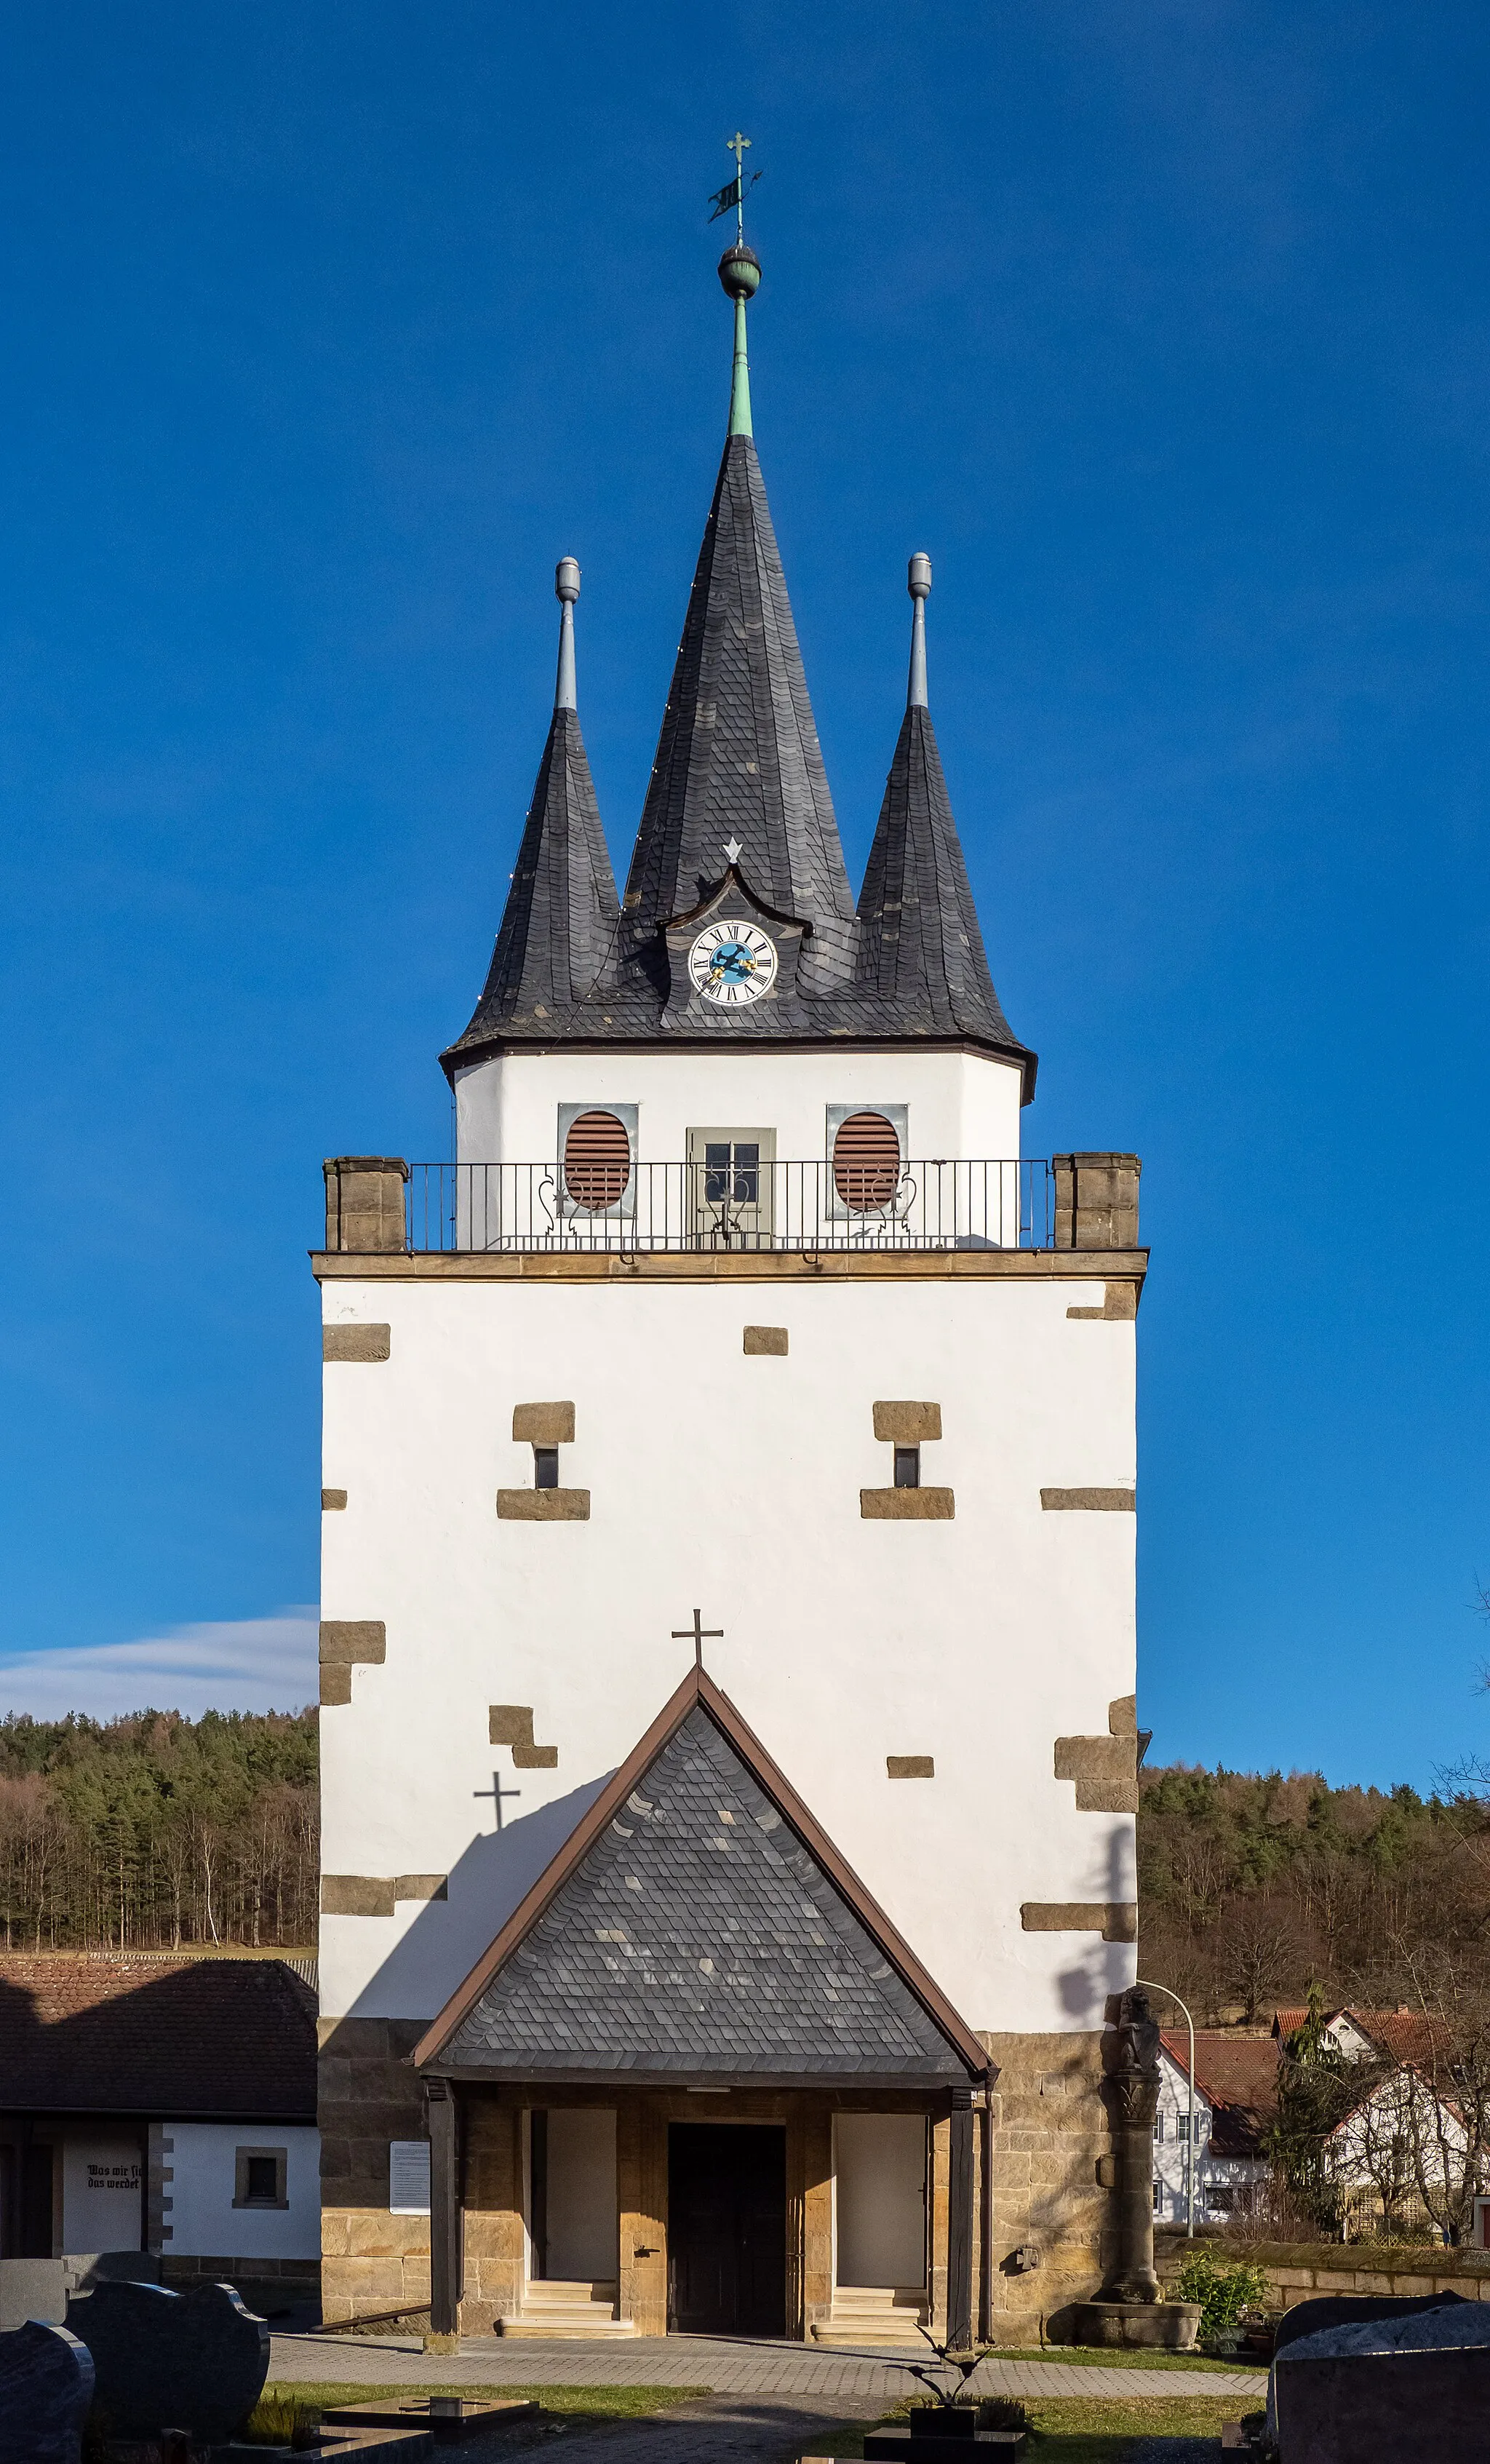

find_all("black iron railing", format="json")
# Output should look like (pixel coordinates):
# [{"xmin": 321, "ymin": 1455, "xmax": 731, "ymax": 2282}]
[{"xmin": 403, "ymin": 1159, "xmax": 1055, "ymax": 1254}]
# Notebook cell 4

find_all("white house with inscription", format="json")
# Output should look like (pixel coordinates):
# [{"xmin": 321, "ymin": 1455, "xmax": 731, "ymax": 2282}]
[{"xmin": 315, "ymin": 228, "xmax": 1149, "ymax": 2348}]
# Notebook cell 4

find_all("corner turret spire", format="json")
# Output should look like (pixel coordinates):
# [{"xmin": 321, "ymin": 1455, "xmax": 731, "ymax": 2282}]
[
  {"xmin": 443, "ymin": 561, "xmax": 626, "ymax": 1057},
  {"xmin": 855, "ymin": 557, "xmax": 1036, "ymax": 1092}
]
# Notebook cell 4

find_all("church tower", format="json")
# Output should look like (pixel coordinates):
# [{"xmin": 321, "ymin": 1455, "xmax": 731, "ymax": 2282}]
[{"xmin": 314, "ymin": 226, "xmax": 1146, "ymax": 2349}]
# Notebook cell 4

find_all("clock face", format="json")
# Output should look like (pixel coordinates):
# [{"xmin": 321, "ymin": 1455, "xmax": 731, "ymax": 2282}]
[{"xmin": 688, "ymin": 919, "xmax": 778, "ymax": 1008}]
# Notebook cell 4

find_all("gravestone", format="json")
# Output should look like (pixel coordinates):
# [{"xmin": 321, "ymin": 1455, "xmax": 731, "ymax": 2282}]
[
  {"xmin": 324, "ymin": 2396, "xmax": 540, "ymax": 2445},
  {"xmin": 63, "ymin": 2275, "xmax": 268, "ymax": 2441},
  {"xmin": 0, "ymin": 2248, "xmax": 158, "ymax": 2331},
  {"xmin": 0, "ymin": 2319, "xmax": 95, "ymax": 2464},
  {"xmin": 1271, "ymin": 2296, "xmax": 1490, "ymax": 2464}
]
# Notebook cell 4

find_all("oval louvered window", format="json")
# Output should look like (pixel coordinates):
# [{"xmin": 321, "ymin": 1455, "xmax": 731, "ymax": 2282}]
[
  {"xmin": 564, "ymin": 1110, "xmax": 632, "ymax": 1211},
  {"xmin": 833, "ymin": 1110, "xmax": 901, "ymax": 1211}
]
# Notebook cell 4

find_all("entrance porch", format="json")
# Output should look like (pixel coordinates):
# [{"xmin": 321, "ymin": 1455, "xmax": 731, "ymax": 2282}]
[{"xmin": 433, "ymin": 2083, "xmax": 975, "ymax": 2344}]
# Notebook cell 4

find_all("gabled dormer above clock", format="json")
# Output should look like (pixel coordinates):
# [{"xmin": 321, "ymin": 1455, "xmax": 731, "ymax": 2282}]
[{"xmin": 660, "ymin": 859, "xmax": 811, "ymax": 1028}]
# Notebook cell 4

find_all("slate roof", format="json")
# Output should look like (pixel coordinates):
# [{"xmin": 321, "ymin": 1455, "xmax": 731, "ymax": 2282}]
[
  {"xmin": 445, "ymin": 707, "xmax": 640, "ymax": 1055},
  {"xmin": 621, "ymin": 432, "xmax": 856, "ymax": 993},
  {"xmin": 856, "ymin": 703, "xmax": 1034, "ymax": 1087},
  {"xmin": 435, "ymin": 1696, "xmax": 976, "ymax": 2082},
  {"xmin": 442, "ymin": 420, "xmax": 1037, "ymax": 1085},
  {"xmin": 0, "ymin": 1955, "xmax": 317, "ymax": 2118}
]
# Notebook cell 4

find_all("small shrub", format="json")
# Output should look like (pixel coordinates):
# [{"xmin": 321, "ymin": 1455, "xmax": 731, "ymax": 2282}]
[
  {"xmin": 238, "ymin": 2391, "xmax": 322, "ymax": 2449},
  {"xmin": 978, "ymin": 2397, "xmax": 1032, "ymax": 2431},
  {"xmin": 1169, "ymin": 2249, "xmax": 1274, "ymax": 2353}
]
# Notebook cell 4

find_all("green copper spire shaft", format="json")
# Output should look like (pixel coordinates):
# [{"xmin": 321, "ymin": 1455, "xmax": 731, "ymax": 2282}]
[
  {"xmin": 730, "ymin": 291, "xmax": 752, "ymax": 437},
  {"xmin": 717, "ymin": 242, "xmax": 762, "ymax": 441}
]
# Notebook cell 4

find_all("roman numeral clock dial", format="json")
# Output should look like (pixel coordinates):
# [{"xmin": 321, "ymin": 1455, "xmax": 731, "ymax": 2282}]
[{"xmin": 687, "ymin": 919, "xmax": 778, "ymax": 1008}]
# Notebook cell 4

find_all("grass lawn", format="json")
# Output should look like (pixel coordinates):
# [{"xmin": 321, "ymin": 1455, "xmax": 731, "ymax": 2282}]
[
  {"xmin": 805, "ymin": 2393, "xmax": 1243, "ymax": 2460},
  {"xmin": 983, "ymin": 2345, "xmax": 1257, "ymax": 2374},
  {"xmin": 249, "ymin": 2382, "xmax": 701, "ymax": 2441}
]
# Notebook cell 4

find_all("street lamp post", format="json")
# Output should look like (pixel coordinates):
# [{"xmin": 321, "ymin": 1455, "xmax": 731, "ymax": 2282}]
[{"xmin": 1137, "ymin": 1978, "xmax": 1197, "ymax": 2237}]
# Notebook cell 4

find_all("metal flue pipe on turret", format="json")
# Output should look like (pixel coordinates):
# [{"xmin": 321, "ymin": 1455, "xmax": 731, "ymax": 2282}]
[
  {"xmin": 907, "ymin": 552, "xmax": 931, "ymax": 709},
  {"xmin": 554, "ymin": 557, "xmax": 580, "ymax": 712}
]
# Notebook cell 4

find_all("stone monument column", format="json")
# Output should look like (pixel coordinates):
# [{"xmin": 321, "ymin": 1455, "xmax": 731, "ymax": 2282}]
[{"xmin": 1101, "ymin": 1984, "xmax": 1162, "ymax": 2302}]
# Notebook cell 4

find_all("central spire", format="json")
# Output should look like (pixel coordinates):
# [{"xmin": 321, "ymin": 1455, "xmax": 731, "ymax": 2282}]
[{"xmin": 620, "ymin": 231, "xmax": 856, "ymax": 993}]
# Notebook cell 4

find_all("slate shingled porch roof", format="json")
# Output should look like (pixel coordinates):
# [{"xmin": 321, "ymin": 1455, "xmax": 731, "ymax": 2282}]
[
  {"xmin": 415, "ymin": 1669, "xmax": 987, "ymax": 2086},
  {"xmin": 0, "ymin": 1955, "xmax": 317, "ymax": 2118}
]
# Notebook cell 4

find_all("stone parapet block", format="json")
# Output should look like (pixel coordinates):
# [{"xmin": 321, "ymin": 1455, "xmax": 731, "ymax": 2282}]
[
  {"xmin": 1053, "ymin": 1153, "xmax": 1141, "ymax": 1251},
  {"xmin": 324, "ymin": 1158, "xmax": 410, "ymax": 1255}
]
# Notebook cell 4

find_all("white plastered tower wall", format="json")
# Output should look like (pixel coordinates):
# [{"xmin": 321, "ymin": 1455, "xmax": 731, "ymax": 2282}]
[
  {"xmin": 317, "ymin": 1102, "xmax": 1136, "ymax": 2038},
  {"xmin": 452, "ymin": 1046, "xmax": 1025, "ymax": 1170}
]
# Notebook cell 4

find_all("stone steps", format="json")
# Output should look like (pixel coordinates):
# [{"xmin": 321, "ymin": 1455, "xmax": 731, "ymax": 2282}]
[
  {"xmin": 812, "ymin": 2286, "xmax": 931, "ymax": 2348},
  {"xmin": 496, "ymin": 2281, "xmax": 637, "ymax": 2339}
]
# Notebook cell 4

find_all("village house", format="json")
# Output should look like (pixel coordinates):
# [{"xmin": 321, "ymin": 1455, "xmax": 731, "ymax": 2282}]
[
  {"xmin": 0, "ymin": 1953, "xmax": 319, "ymax": 2311},
  {"xmin": 1153, "ymin": 2031, "xmax": 1272, "ymax": 2227}
]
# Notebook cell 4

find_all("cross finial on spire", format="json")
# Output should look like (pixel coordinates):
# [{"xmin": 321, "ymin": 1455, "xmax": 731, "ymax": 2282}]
[{"xmin": 726, "ymin": 132, "xmax": 751, "ymax": 244}]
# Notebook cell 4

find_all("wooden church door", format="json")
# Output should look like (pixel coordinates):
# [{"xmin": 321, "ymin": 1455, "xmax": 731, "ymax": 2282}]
[{"xmin": 666, "ymin": 2122, "xmax": 786, "ymax": 2335}]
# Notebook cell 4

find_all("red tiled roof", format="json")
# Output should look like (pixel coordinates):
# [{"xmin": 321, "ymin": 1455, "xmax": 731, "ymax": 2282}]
[
  {"xmin": 0, "ymin": 1955, "xmax": 316, "ymax": 2118},
  {"xmin": 1161, "ymin": 2029, "xmax": 1278, "ymax": 2156},
  {"xmin": 1271, "ymin": 2006, "xmax": 1449, "ymax": 2071}
]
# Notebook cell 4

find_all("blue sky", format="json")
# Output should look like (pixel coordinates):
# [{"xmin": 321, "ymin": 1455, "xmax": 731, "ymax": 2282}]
[{"xmin": 1, "ymin": 3, "xmax": 1487, "ymax": 1787}]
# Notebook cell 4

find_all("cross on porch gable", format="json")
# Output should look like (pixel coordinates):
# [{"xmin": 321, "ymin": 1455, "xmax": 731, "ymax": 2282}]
[{"xmin": 672, "ymin": 1607, "xmax": 723, "ymax": 1671}]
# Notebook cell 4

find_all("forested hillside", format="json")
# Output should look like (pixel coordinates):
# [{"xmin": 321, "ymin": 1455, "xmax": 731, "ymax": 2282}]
[
  {"xmin": 0, "ymin": 1709, "xmax": 317, "ymax": 1950},
  {"xmin": 1139, "ymin": 1764, "xmax": 1490, "ymax": 2019},
  {"xmin": 6, "ymin": 1706, "xmax": 1488, "ymax": 1989}
]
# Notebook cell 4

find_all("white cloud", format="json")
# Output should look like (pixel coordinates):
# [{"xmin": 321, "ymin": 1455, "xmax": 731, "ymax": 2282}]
[{"xmin": 0, "ymin": 1609, "xmax": 319, "ymax": 1723}]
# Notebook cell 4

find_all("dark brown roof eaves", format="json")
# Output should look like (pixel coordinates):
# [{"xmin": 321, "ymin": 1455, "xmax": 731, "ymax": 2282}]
[
  {"xmin": 414, "ymin": 1666, "xmax": 989, "ymax": 2080},
  {"xmin": 0, "ymin": 1955, "xmax": 317, "ymax": 2118}
]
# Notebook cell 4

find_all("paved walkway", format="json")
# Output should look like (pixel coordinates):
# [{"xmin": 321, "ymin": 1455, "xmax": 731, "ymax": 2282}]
[{"xmin": 271, "ymin": 2328, "xmax": 1267, "ymax": 2409}]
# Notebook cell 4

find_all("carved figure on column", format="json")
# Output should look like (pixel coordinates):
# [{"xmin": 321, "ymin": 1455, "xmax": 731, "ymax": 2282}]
[{"xmin": 1100, "ymin": 1984, "xmax": 1162, "ymax": 2303}]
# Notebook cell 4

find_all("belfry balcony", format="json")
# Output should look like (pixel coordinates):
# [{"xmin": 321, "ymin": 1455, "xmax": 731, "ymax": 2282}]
[{"xmin": 321, "ymin": 1154, "xmax": 1142, "ymax": 1257}]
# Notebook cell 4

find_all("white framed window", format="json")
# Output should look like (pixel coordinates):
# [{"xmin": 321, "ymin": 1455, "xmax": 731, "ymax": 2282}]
[{"xmin": 234, "ymin": 2146, "xmax": 287, "ymax": 2209}]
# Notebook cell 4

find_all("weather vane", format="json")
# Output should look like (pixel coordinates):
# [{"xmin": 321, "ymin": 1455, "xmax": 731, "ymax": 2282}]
[{"xmin": 709, "ymin": 131, "xmax": 761, "ymax": 246}]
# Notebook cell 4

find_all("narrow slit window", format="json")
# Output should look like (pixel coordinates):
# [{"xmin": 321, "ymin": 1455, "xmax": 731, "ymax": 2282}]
[
  {"xmin": 893, "ymin": 1445, "xmax": 920, "ymax": 1490},
  {"xmin": 534, "ymin": 1447, "xmax": 559, "ymax": 1491}
]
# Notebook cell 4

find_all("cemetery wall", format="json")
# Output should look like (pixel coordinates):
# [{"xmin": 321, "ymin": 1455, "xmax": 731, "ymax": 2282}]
[{"xmin": 1157, "ymin": 2234, "xmax": 1490, "ymax": 2313}]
